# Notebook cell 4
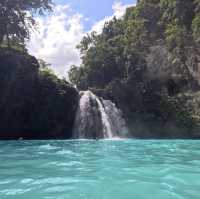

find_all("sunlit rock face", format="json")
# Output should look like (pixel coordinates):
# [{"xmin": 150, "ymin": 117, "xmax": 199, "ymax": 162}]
[{"xmin": 73, "ymin": 91, "xmax": 129, "ymax": 139}]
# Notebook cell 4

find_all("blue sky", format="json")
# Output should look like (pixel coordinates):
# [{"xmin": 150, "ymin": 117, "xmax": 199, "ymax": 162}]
[
  {"xmin": 54, "ymin": 0, "xmax": 136, "ymax": 31},
  {"xmin": 54, "ymin": 0, "xmax": 135, "ymax": 20},
  {"xmin": 28, "ymin": 0, "xmax": 136, "ymax": 77}
]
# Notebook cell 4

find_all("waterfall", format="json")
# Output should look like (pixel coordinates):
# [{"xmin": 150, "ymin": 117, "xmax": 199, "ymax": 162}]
[{"xmin": 73, "ymin": 91, "xmax": 129, "ymax": 139}]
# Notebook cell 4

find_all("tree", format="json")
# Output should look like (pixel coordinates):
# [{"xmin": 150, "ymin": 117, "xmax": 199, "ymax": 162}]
[
  {"xmin": 0, "ymin": 0, "xmax": 53, "ymax": 47},
  {"xmin": 70, "ymin": 0, "xmax": 200, "ymax": 91},
  {"xmin": 192, "ymin": 0, "xmax": 200, "ymax": 42}
]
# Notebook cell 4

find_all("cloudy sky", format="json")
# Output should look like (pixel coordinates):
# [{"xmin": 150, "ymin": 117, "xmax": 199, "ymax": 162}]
[{"xmin": 27, "ymin": 0, "xmax": 136, "ymax": 78}]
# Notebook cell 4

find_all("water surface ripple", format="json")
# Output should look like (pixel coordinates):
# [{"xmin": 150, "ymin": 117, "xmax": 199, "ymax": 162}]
[{"xmin": 0, "ymin": 140, "xmax": 200, "ymax": 199}]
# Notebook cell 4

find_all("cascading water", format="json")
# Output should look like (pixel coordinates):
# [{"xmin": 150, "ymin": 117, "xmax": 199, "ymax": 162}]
[{"xmin": 73, "ymin": 91, "xmax": 129, "ymax": 139}]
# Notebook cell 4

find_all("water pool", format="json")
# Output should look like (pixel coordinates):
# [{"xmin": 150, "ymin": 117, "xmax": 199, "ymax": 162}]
[{"xmin": 0, "ymin": 140, "xmax": 200, "ymax": 199}]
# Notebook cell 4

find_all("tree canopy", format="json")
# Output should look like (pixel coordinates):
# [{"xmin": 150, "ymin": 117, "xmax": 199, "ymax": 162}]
[
  {"xmin": 0, "ymin": 0, "xmax": 53, "ymax": 47},
  {"xmin": 68, "ymin": 0, "xmax": 200, "ymax": 137},
  {"xmin": 69, "ymin": 0, "xmax": 200, "ymax": 89}
]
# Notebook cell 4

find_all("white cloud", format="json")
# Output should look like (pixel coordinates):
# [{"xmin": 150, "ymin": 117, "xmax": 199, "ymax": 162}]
[
  {"xmin": 27, "ymin": 1, "xmax": 136, "ymax": 78},
  {"xmin": 113, "ymin": 1, "xmax": 135, "ymax": 18},
  {"xmin": 92, "ymin": 1, "xmax": 136, "ymax": 33},
  {"xmin": 27, "ymin": 4, "xmax": 84, "ymax": 78}
]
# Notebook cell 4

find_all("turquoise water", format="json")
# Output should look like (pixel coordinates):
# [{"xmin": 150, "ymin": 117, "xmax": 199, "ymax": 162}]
[{"xmin": 0, "ymin": 140, "xmax": 200, "ymax": 199}]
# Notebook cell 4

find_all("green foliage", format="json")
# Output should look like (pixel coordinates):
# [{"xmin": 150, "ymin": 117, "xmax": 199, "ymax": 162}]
[
  {"xmin": 0, "ymin": 49, "xmax": 78, "ymax": 139},
  {"xmin": 0, "ymin": 0, "xmax": 53, "ymax": 47},
  {"xmin": 1, "ymin": 0, "xmax": 200, "ymax": 138},
  {"xmin": 69, "ymin": 0, "xmax": 200, "ymax": 138},
  {"xmin": 68, "ymin": 65, "xmax": 88, "ymax": 89},
  {"xmin": 70, "ymin": 0, "xmax": 200, "ymax": 90},
  {"xmin": 192, "ymin": 14, "xmax": 200, "ymax": 42}
]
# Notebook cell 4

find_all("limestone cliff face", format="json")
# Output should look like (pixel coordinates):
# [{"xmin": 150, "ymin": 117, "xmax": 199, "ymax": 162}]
[
  {"xmin": 146, "ymin": 45, "xmax": 200, "ymax": 92},
  {"xmin": 89, "ymin": 45, "xmax": 200, "ymax": 139}
]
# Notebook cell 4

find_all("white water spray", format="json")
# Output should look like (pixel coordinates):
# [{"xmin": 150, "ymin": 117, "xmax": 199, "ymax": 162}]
[{"xmin": 73, "ymin": 91, "xmax": 129, "ymax": 139}]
